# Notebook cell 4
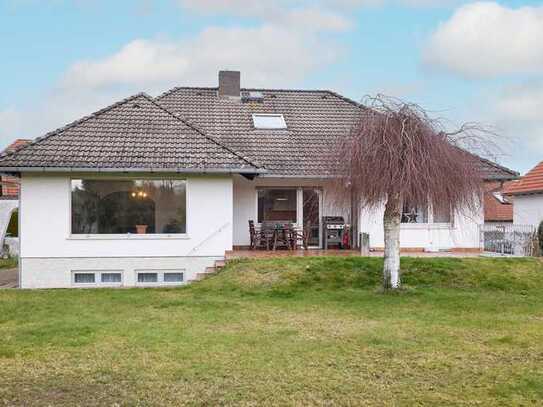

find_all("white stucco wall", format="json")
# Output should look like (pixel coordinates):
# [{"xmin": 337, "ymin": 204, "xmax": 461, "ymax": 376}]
[
  {"xmin": 512, "ymin": 194, "xmax": 543, "ymax": 227},
  {"xmin": 233, "ymin": 175, "xmax": 482, "ymax": 250},
  {"xmin": 359, "ymin": 201, "xmax": 483, "ymax": 250},
  {"xmin": 20, "ymin": 173, "xmax": 233, "ymax": 288}
]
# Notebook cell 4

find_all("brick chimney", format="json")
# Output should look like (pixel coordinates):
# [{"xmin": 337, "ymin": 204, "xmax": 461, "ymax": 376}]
[{"xmin": 218, "ymin": 70, "xmax": 240, "ymax": 99}]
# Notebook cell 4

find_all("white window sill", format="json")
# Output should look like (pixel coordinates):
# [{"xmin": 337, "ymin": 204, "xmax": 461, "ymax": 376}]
[
  {"xmin": 401, "ymin": 223, "xmax": 453, "ymax": 230},
  {"xmin": 68, "ymin": 234, "xmax": 190, "ymax": 240},
  {"xmin": 135, "ymin": 282, "xmax": 185, "ymax": 287}
]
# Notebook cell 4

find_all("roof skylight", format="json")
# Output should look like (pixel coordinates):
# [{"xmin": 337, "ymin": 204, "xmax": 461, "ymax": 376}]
[{"xmin": 252, "ymin": 114, "xmax": 287, "ymax": 129}]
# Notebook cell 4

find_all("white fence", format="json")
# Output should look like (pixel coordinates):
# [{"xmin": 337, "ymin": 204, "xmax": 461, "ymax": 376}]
[{"xmin": 479, "ymin": 224, "xmax": 536, "ymax": 256}]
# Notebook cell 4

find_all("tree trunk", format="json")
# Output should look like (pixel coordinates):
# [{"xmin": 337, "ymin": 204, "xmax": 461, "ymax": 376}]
[{"xmin": 383, "ymin": 194, "xmax": 401, "ymax": 290}]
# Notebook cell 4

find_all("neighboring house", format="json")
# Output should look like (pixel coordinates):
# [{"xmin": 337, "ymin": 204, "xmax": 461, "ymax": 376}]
[
  {"xmin": 0, "ymin": 139, "xmax": 31, "ymax": 198},
  {"xmin": 0, "ymin": 139, "xmax": 31, "ymax": 257},
  {"xmin": 484, "ymin": 180, "xmax": 514, "ymax": 225},
  {"xmin": 0, "ymin": 71, "xmax": 518, "ymax": 288},
  {"xmin": 504, "ymin": 161, "xmax": 543, "ymax": 227}
]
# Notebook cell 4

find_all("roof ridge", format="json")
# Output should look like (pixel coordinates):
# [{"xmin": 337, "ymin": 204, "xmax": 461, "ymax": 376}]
[
  {"xmin": 477, "ymin": 156, "xmax": 519, "ymax": 177},
  {"xmin": 155, "ymin": 86, "xmax": 362, "ymax": 100},
  {"xmin": 155, "ymin": 86, "xmax": 217, "ymax": 100},
  {"xmin": 145, "ymin": 95, "xmax": 263, "ymax": 170},
  {"xmin": 0, "ymin": 93, "xmax": 149, "ymax": 159},
  {"xmin": 324, "ymin": 90, "xmax": 365, "ymax": 109}
]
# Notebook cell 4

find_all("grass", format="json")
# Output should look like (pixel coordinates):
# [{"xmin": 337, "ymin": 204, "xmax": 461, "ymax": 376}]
[
  {"xmin": 1, "ymin": 257, "xmax": 543, "ymax": 405},
  {"xmin": 0, "ymin": 257, "xmax": 17, "ymax": 269}
]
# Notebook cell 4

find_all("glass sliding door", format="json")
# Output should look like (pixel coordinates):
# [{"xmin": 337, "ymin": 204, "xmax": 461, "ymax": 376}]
[
  {"xmin": 256, "ymin": 187, "xmax": 322, "ymax": 248},
  {"xmin": 303, "ymin": 189, "xmax": 321, "ymax": 247},
  {"xmin": 257, "ymin": 189, "xmax": 298, "ymax": 223}
]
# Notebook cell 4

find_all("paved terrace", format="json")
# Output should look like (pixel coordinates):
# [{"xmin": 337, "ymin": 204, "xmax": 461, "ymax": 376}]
[{"xmin": 226, "ymin": 249, "xmax": 483, "ymax": 260}]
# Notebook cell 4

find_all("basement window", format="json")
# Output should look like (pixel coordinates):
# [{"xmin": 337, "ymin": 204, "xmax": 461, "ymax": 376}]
[
  {"xmin": 137, "ymin": 273, "xmax": 158, "ymax": 283},
  {"xmin": 101, "ymin": 272, "xmax": 122, "ymax": 284},
  {"xmin": 164, "ymin": 272, "xmax": 184, "ymax": 283},
  {"xmin": 252, "ymin": 114, "xmax": 287, "ymax": 129},
  {"xmin": 74, "ymin": 273, "xmax": 95, "ymax": 284}
]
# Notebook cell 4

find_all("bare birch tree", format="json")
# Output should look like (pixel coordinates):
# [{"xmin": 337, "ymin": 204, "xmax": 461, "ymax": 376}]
[{"xmin": 334, "ymin": 95, "xmax": 490, "ymax": 291}]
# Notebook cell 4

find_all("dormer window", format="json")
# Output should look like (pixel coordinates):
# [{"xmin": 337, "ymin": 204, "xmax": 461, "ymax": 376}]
[{"xmin": 252, "ymin": 114, "xmax": 287, "ymax": 129}]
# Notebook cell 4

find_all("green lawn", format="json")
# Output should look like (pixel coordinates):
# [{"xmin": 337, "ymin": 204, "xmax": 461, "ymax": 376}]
[{"xmin": 1, "ymin": 257, "xmax": 543, "ymax": 405}]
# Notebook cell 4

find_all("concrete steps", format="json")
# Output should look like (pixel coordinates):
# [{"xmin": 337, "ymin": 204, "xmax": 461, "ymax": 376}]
[{"xmin": 191, "ymin": 259, "xmax": 226, "ymax": 282}]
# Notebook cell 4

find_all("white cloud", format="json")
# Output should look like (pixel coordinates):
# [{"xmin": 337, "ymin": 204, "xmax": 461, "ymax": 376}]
[
  {"xmin": 472, "ymin": 81, "xmax": 543, "ymax": 173},
  {"xmin": 178, "ymin": 0, "xmax": 464, "ymax": 14},
  {"xmin": 493, "ymin": 82, "xmax": 543, "ymax": 151},
  {"xmin": 61, "ymin": 6, "xmax": 347, "ymax": 91},
  {"xmin": 177, "ymin": 0, "xmax": 284, "ymax": 17},
  {"xmin": 63, "ymin": 40, "xmax": 189, "ymax": 90},
  {"xmin": 0, "ymin": 3, "xmax": 348, "ymax": 149},
  {"xmin": 424, "ymin": 2, "xmax": 543, "ymax": 78},
  {"xmin": 0, "ymin": 88, "xmax": 131, "ymax": 149},
  {"xmin": 495, "ymin": 82, "xmax": 543, "ymax": 122}
]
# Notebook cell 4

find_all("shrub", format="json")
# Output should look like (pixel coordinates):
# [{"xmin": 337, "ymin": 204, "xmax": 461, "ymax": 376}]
[{"xmin": 6, "ymin": 210, "xmax": 18, "ymax": 237}]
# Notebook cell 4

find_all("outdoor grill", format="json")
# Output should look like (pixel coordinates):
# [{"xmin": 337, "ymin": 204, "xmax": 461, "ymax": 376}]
[{"xmin": 322, "ymin": 216, "xmax": 348, "ymax": 249}]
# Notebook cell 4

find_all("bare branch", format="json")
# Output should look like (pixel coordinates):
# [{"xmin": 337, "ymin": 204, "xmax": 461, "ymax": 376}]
[{"xmin": 331, "ymin": 94, "xmax": 499, "ymax": 217}]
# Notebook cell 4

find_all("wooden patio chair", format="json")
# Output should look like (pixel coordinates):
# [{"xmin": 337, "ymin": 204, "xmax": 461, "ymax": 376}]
[
  {"xmin": 272, "ymin": 223, "xmax": 293, "ymax": 251},
  {"xmin": 249, "ymin": 220, "xmax": 272, "ymax": 250},
  {"xmin": 288, "ymin": 222, "xmax": 311, "ymax": 250}
]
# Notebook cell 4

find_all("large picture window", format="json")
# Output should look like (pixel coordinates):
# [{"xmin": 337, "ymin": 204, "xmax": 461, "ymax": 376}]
[{"xmin": 71, "ymin": 179, "xmax": 186, "ymax": 235}]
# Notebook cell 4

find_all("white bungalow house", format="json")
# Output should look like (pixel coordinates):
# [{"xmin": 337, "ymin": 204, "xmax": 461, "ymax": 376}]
[{"xmin": 0, "ymin": 71, "xmax": 518, "ymax": 288}]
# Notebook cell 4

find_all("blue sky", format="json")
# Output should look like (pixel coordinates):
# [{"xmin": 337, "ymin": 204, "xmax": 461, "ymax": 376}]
[{"xmin": 1, "ymin": 0, "xmax": 542, "ymax": 173}]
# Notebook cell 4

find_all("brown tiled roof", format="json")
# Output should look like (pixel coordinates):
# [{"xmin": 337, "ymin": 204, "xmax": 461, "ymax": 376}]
[
  {"xmin": 0, "ymin": 86, "xmax": 518, "ymax": 179},
  {"xmin": 484, "ymin": 181, "xmax": 513, "ymax": 222},
  {"xmin": 0, "ymin": 94, "xmax": 261, "ymax": 173},
  {"xmin": 157, "ymin": 87, "xmax": 519, "ymax": 179},
  {"xmin": 477, "ymin": 157, "xmax": 518, "ymax": 181},
  {"xmin": 156, "ymin": 87, "xmax": 361, "ymax": 177},
  {"xmin": 504, "ymin": 161, "xmax": 543, "ymax": 195}
]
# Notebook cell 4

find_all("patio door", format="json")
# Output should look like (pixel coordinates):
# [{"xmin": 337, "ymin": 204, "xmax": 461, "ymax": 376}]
[{"xmin": 303, "ymin": 189, "xmax": 321, "ymax": 248}]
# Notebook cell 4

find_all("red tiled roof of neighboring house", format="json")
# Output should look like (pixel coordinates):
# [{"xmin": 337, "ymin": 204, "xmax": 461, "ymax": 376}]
[
  {"xmin": 0, "ymin": 139, "xmax": 31, "ymax": 197},
  {"xmin": 4, "ymin": 139, "xmax": 32, "ymax": 154},
  {"xmin": 484, "ymin": 181, "xmax": 513, "ymax": 222},
  {"xmin": 503, "ymin": 161, "xmax": 543, "ymax": 195}
]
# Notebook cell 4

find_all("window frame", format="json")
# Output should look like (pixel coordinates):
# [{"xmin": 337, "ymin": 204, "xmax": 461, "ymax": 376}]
[
  {"xmin": 68, "ymin": 177, "xmax": 190, "ymax": 240},
  {"xmin": 135, "ymin": 269, "xmax": 185, "ymax": 286},
  {"xmin": 400, "ymin": 202, "xmax": 454, "ymax": 229},
  {"xmin": 72, "ymin": 272, "xmax": 96, "ymax": 286},
  {"xmin": 256, "ymin": 187, "xmax": 299, "ymax": 225},
  {"xmin": 254, "ymin": 187, "xmax": 324, "ymax": 249},
  {"xmin": 72, "ymin": 270, "xmax": 124, "ymax": 287},
  {"xmin": 100, "ymin": 272, "xmax": 123, "ymax": 286},
  {"xmin": 252, "ymin": 114, "xmax": 287, "ymax": 130}
]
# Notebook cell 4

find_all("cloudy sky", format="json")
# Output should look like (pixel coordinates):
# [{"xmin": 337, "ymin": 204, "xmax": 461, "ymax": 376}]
[{"xmin": 1, "ymin": 0, "xmax": 542, "ymax": 173}]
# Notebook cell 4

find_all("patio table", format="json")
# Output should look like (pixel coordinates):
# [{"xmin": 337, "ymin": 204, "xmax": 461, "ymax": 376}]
[{"xmin": 261, "ymin": 221, "xmax": 295, "ymax": 250}]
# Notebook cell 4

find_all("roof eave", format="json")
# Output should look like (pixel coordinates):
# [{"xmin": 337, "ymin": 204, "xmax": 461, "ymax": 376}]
[
  {"xmin": 483, "ymin": 174, "xmax": 519, "ymax": 181},
  {"xmin": 504, "ymin": 189, "xmax": 543, "ymax": 196},
  {"xmin": 0, "ymin": 167, "xmax": 267, "ymax": 175}
]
